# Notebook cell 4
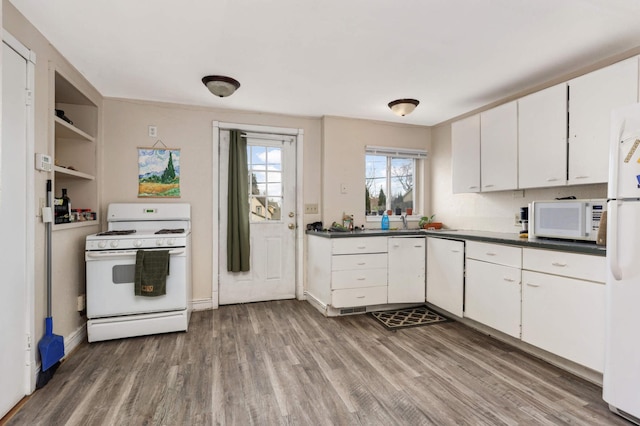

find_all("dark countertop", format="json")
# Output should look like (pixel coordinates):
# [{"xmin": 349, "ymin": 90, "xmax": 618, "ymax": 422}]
[{"xmin": 305, "ymin": 228, "xmax": 606, "ymax": 256}]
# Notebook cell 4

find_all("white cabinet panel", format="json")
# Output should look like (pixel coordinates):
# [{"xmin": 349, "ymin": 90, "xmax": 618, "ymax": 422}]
[
  {"xmin": 451, "ymin": 114, "xmax": 481, "ymax": 193},
  {"xmin": 331, "ymin": 268, "xmax": 388, "ymax": 290},
  {"xmin": 426, "ymin": 237, "xmax": 464, "ymax": 317},
  {"xmin": 388, "ymin": 237, "xmax": 425, "ymax": 303},
  {"xmin": 332, "ymin": 286, "xmax": 387, "ymax": 308},
  {"xmin": 465, "ymin": 259, "xmax": 521, "ymax": 338},
  {"xmin": 331, "ymin": 253, "xmax": 387, "ymax": 271},
  {"xmin": 332, "ymin": 237, "xmax": 388, "ymax": 255},
  {"xmin": 480, "ymin": 101, "xmax": 518, "ymax": 192},
  {"xmin": 568, "ymin": 56, "xmax": 639, "ymax": 185},
  {"xmin": 518, "ymin": 83, "xmax": 567, "ymax": 188},
  {"xmin": 466, "ymin": 241, "xmax": 522, "ymax": 268},
  {"xmin": 521, "ymin": 270, "xmax": 605, "ymax": 372}
]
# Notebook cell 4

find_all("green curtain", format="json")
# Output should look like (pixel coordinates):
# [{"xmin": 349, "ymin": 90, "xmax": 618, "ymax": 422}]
[{"xmin": 227, "ymin": 130, "xmax": 251, "ymax": 272}]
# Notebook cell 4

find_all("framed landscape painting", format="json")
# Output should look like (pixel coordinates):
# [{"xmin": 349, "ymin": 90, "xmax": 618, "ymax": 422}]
[{"xmin": 138, "ymin": 148, "xmax": 181, "ymax": 197}]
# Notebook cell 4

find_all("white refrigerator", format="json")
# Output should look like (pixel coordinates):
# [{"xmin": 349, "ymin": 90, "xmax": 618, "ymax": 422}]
[{"xmin": 603, "ymin": 103, "xmax": 640, "ymax": 424}]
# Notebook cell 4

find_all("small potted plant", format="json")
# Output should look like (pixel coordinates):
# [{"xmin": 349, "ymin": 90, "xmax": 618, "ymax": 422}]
[{"xmin": 419, "ymin": 214, "xmax": 443, "ymax": 230}]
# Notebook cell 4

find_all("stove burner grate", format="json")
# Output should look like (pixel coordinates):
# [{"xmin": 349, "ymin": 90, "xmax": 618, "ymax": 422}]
[
  {"xmin": 155, "ymin": 228, "xmax": 185, "ymax": 235},
  {"xmin": 96, "ymin": 230, "xmax": 136, "ymax": 236}
]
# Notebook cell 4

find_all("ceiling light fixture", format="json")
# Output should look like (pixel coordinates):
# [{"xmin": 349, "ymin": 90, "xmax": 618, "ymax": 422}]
[
  {"xmin": 388, "ymin": 99, "xmax": 419, "ymax": 116},
  {"xmin": 202, "ymin": 75, "xmax": 241, "ymax": 97}
]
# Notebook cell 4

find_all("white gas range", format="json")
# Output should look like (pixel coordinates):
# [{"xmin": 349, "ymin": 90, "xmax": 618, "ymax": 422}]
[{"xmin": 85, "ymin": 203, "xmax": 192, "ymax": 342}]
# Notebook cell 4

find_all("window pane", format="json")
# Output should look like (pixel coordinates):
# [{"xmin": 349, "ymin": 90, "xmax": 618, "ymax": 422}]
[
  {"xmin": 390, "ymin": 157, "xmax": 414, "ymax": 213},
  {"xmin": 266, "ymin": 148, "xmax": 282, "ymax": 170},
  {"xmin": 267, "ymin": 197, "xmax": 282, "ymax": 220},
  {"xmin": 250, "ymin": 146, "xmax": 266, "ymax": 166},
  {"xmin": 365, "ymin": 155, "xmax": 388, "ymax": 215},
  {"xmin": 250, "ymin": 197, "xmax": 268, "ymax": 222}
]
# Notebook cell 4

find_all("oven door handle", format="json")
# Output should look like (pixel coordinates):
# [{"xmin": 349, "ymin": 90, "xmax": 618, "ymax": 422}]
[{"xmin": 86, "ymin": 248, "xmax": 186, "ymax": 259}]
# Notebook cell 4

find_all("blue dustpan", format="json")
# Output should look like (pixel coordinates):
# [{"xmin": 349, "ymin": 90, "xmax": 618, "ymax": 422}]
[{"xmin": 39, "ymin": 317, "xmax": 64, "ymax": 372}]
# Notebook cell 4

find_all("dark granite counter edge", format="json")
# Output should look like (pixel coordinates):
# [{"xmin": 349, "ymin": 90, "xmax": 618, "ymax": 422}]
[{"xmin": 305, "ymin": 229, "xmax": 606, "ymax": 256}]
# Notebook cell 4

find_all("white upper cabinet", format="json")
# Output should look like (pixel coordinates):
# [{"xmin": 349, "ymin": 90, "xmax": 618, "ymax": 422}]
[
  {"xmin": 518, "ymin": 83, "xmax": 568, "ymax": 189},
  {"xmin": 480, "ymin": 101, "xmax": 518, "ymax": 192},
  {"xmin": 568, "ymin": 56, "xmax": 639, "ymax": 185},
  {"xmin": 451, "ymin": 114, "xmax": 481, "ymax": 194}
]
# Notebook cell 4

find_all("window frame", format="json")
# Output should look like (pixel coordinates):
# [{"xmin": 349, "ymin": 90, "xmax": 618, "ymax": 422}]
[{"xmin": 364, "ymin": 146, "xmax": 427, "ymax": 223}]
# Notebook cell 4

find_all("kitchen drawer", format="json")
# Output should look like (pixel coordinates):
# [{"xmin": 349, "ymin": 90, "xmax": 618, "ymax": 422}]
[
  {"xmin": 466, "ymin": 241, "xmax": 522, "ymax": 268},
  {"xmin": 331, "ymin": 286, "xmax": 387, "ymax": 308},
  {"xmin": 522, "ymin": 248, "xmax": 605, "ymax": 282},
  {"xmin": 331, "ymin": 268, "xmax": 388, "ymax": 290},
  {"xmin": 332, "ymin": 253, "xmax": 387, "ymax": 271},
  {"xmin": 332, "ymin": 237, "xmax": 388, "ymax": 255}
]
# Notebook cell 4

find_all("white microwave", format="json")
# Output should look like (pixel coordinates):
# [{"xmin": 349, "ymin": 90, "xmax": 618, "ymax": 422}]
[{"xmin": 529, "ymin": 199, "xmax": 606, "ymax": 242}]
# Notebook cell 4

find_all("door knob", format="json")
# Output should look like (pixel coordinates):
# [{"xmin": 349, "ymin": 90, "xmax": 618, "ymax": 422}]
[
  {"xmin": 288, "ymin": 223, "xmax": 295, "ymax": 230},
  {"xmin": 288, "ymin": 212, "xmax": 295, "ymax": 218}
]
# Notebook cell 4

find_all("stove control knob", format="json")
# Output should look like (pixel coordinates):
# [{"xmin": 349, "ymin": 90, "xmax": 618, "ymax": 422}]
[
  {"xmin": 156, "ymin": 239, "xmax": 164, "ymax": 246},
  {"xmin": 167, "ymin": 238, "xmax": 175, "ymax": 246},
  {"xmin": 110, "ymin": 240, "xmax": 119, "ymax": 248},
  {"xmin": 98, "ymin": 241, "xmax": 107, "ymax": 249},
  {"xmin": 133, "ymin": 240, "xmax": 143, "ymax": 248}
]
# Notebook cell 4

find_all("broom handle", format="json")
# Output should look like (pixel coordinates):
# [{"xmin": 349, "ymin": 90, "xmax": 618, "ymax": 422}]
[{"xmin": 46, "ymin": 179, "xmax": 52, "ymax": 318}]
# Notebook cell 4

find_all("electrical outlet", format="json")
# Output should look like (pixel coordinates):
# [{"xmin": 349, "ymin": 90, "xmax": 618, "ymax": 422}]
[
  {"xmin": 77, "ymin": 294, "xmax": 86, "ymax": 311},
  {"xmin": 304, "ymin": 203, "xmax": 318, "ymax": 214},
  {"xmin": 148, "ymin": 125, "xmax": 157, "ymax": 137}
]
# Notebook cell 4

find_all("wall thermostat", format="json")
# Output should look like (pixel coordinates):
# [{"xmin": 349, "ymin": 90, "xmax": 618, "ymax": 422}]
[{"xmin": 35, "ymin": 153, "xmax": 52, "ymax": 172}]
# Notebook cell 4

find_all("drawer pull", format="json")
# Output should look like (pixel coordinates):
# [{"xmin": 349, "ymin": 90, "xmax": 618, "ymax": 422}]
[
  {"xmin": 393, "ymin": 244, "xmax": 400, "ymax": 248},
  {"xmin": 357, "ymin": 246, "xmax": 367, "ymax": 249},
  {"xmin": 546, "ymin": 177, "xmax": 558, "ymax": 182},
  {"xmin": 414, "ymin": 245, "xmax": 423, "ymax": 248},
  {"xmin": 503, "ymin": 277, "xmax": 515, "ymax": 282},
  {"xmin": 551, "ymin": 262, "xmax": 567, "ymax": 267},
  {"xmin": 357, "ymin": 277, "xmax": 366, "ymax": 281},
  {"xmin": 356, "ymin": 295, "xmax": 366, "ymax": 299},
  {"xmin": 484, "ymin": 184, "xmax": 495, "ymax": 188},
  {"xmin": 526, "ymin": 283, "xmax": 540, "ymax": 288},
  {"xmin": 485, "ymin": 252, "xmax": 497, "ymax": 256},
  {"xmin": 451, "ymin": 249, "xmax": 460, "ymax": 253},
  {"xmin": 468, "ymin": 185, "xmax": 478, "ymax": 189},
  {"xmin": 574, "ymin": 175, "xmax": 589, "ymax": 180},
  {"xmin": 357, "ymin": 262, "xmax": 366, "ymax": 265}
]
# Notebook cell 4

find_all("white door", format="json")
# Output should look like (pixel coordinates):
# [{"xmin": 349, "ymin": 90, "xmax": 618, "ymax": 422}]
[
  {"xmin": 218, "ymin": 131, "xmax": 296, "ymax": 304},
  {"xmin": 388, "ymin": 237, "xmax": 425, "ymax": 303},
  {"xmin": 0, "ymin": 41, "xmax": 29, "ymax": 418}
]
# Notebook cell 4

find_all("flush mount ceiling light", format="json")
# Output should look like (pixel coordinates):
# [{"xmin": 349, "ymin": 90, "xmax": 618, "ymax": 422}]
[
  {"xmin": 388, "ymin": 99, "xmax": 420, "ymax": 116},
  {"xmin": 202, "ymin": 75, "xmax": 241, "ymax": 97}
]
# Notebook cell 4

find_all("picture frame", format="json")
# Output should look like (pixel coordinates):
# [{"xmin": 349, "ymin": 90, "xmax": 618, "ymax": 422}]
[{"xmin": 137, "ymin": 146, "xmax": 181, "ymax": 198}]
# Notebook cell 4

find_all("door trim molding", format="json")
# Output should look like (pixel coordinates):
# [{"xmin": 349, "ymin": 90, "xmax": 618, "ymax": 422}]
[
  {"xmin": 2, "ymin": 31, "xmax": 37, "ymax": 395},
  {"xmin": 211, "ymin": 121, "xmax": 304, "ymax": 308}
]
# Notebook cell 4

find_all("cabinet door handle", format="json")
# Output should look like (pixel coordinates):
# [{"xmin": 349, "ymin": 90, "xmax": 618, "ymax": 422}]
[
  {"xmin": 357, "ymin": 262, "xmax": 366, "ymax": 266},
  {"xmin": 393, "ymin": 244, "xmax": 400, "ymax": 248},
  {"xmin": 551, "ymin": 262, "xmax": 567, "ymax": 267},
  {"xmin": 451, "ymin": 249, "xmax": 460, "ymax": 253},
  {"xmin": 357, "ymin": 246, "xmax": 366, "ymax": 249},
  {"xmin": 357, "ymin": 277, "xmax": 366, "ymax": 281},
  {"xmin": 468, "ymin": 185, "xmax": 478, "ymax": 189},
  {"xmin": 484, "ymin": 184, "xmax": 495, "ymax": 188},
  {"xmin": 574, "ymin": 175, "xmax": 589, "ymax": 180},
  {"xmin": 546, "ymin": 177, "xmax": 558, "ymax": 182},
  {"xmin": 503, "ymin": 277, "xmax": 515, "ymax": 282},
  {"xmin": 485, "ymin": 252, "xmax": 496, "ymax": 256},
  {"xmin": 356, "ymin": 295, "xmax": 366, "ymax": 299},
  {"xmin": 526, "ymin": 283, "xmax": 540, "ymax": 287}
]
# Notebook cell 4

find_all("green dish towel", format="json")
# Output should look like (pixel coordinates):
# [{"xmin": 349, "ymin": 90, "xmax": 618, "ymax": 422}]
[{"xmin": 134, "ymin": 250, "xmax": 170, "ymax": 297}]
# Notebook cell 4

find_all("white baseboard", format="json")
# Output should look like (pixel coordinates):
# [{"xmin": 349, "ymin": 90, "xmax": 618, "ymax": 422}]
[
  {"xmin": 65, "ymin": 323, "xmax": 86, "ymax": 356},
  {"xmin": 192, "ymin": 298, "xmax": 215, "ymax": 311}
]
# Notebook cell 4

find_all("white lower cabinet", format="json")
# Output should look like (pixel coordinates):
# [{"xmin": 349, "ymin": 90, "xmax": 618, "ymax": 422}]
[
  {"xmin": 388, "ymin": 237, "xmax": 425, "ymax": 303},
  {"xmin": 521, "ymin": 249, "xmax": 606, "ymax": 372},
  {"xmin": 464, "ymin": 241, "xmax": 522, "ymax": 338},
  {"xmin": 426, "ymin": 237, "xmax": 464, "ymax": 317},
  {"xmin": 465, "ymin": 259, "xmax": 521, "ymax": 338}
]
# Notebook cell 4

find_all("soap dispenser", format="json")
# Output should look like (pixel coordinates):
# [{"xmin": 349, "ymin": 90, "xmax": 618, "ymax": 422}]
[{"xmin": 381, "ymin": 211, "xmax": 390, "ymax": 230}]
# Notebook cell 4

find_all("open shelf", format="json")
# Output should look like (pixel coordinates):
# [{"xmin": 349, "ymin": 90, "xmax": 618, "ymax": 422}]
[
  {"xmin": 54, "ymin": 165, "xmax": 95, "ymax": 180},
  {"xmin": 54, "ymin": 116, "xmax": 94, "ymax": 142}
]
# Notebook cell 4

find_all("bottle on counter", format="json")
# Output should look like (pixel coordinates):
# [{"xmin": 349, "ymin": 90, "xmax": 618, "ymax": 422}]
[
  {"xmin": 381, "ymin": 211, "xmax": 390, "ymax": 230},
  {"xmin": 54, "ymin": 188, "xmax": 71, "ymax": 223}
]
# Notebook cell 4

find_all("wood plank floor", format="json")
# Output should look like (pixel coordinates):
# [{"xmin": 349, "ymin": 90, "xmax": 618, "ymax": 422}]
[{"xmin": 6, "ymin": 300, "xmax": 630, "ymax": 425}]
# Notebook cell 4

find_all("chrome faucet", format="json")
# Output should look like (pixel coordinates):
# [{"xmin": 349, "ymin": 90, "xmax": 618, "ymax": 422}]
[{"xmin": 402, "ymin": 214, "xmax": 408, "ymax": 230}]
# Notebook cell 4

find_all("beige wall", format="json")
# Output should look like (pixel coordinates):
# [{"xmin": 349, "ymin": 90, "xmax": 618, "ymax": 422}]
[
  {"xmin": 430, "ymin": 124, "xmax": 607, "ymax": 232},
  {"xmin": 102, "ymin": 98, "xmax": 323, "ymax": 302},
  {"xmin": 321, "ymin": 116, "xmax": 432, "ymax": 228},
  {"xmin": 4, "ymin": 1, "xmax": 103, "ymax": 348}
]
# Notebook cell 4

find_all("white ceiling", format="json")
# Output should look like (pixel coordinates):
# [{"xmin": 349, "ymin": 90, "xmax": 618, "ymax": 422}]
[{"xmin": 9, "ymin": 0, "xmax": 640, "ymax": 126}]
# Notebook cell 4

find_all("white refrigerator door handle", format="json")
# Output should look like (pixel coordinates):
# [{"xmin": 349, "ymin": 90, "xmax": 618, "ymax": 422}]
[{"xmin": 609, "ymin": 200, "xmax": 623, "ymax": 281}]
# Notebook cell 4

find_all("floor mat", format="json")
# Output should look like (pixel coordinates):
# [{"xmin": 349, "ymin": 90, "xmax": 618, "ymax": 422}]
[{"xmin": 370, "ymin": 305, "xmax": 451, "ymax": 330}]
